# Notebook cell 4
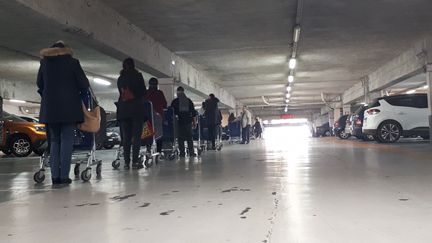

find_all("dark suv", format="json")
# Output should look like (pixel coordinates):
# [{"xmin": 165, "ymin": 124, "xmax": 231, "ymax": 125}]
[
  {"xmin": 346, "ymin": 106, "xmax": 374, "ymax": 141},
  {"xmin": 333, "ymin": 115, "xmax": 350, "ymax": 139}
]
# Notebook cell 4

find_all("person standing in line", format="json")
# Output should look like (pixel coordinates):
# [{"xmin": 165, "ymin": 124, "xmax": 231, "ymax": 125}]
[
  {"xmin": 144, "ymin": 77, "xmax": 167, "ymax": 154},
  {"xmin": 171, "ymin": 86, "xmax": 197, "ymax": 157},
  {"xmin": 253, "ymin": 118, "xmax": 263, "ymax": 139},
  {"xmin": 228, "ymin": 113, "xmax": 236, "ymax": 123},
  {"xmin": 203, "ymin": 94, "xmax": 219, "ymax": 150},
  {"xmin": 241, "ymin": 106, "xmax": 252, "ymax": 144},
  {"xmin": 116, "ymin": 58, "xmax": 146, "ymax": 169},
  {"xmin": 37, "ymin": 41, "xmax": 90, "ymax": 184}
]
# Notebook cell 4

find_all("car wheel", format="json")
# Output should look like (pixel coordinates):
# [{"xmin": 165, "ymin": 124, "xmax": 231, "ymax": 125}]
[
  {"xmin": 10, "ymin": 135, "xmax": 32, "ymax": 157},
  {"xmin": 376, "ymin": 121, "xmax": 401, "ymax": 143},
  {"xmin": 96, "ymin": 142, "xmax": 103, "ymax": 150},
  {"xmin": 337, "ymin": 131, "xmax": 350, "ymax": 139}
]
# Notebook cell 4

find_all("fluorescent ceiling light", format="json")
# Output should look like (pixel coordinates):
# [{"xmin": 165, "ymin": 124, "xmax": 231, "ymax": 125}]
[
  {"xmin": 9, "ymin": 99, "xmax": 26, "ymax": 104},
  {"xmin": 285, "ymin": 99, "xmax": 290, "ymax": 103},
  {"xmin": 288, "ymin": 75, "xmax": 294, "ymax": 83},
  {"xmin": 171, "ymin": 60, "xmax": 176, "ymax": 65},
  {"xmin": 286, "ymin": 86, "xmax": 292, "ymax": 92},
  {"xmin": 293, "ymin": 25, "xmax": 301, "ymax": 43},
  {"xmin": 93, "ymin": 77, "xmax": 111, "ymax": 86},
  {"xmin": 288, "ymin": 58, "xmax": 297, "ymax": 69},
  {"xmin": 423, "ymin": 85, "xmax": 429, "ymax": 89},
  {"xmin": 284, "ymin": 107, "xmax": 288, "ymax": 113},
  {"xmin": 406, "ymin": 89, "xmax": 416, "ymax": 94},
  {"xmin": 285, "ymin": 93, "xmax": 291, "ymax": 99}
]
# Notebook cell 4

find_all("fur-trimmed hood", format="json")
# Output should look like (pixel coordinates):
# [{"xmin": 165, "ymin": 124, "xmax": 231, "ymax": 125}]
[{"xmin": 40, "ymin": 46, "xmax": 73, "ymax": 58}]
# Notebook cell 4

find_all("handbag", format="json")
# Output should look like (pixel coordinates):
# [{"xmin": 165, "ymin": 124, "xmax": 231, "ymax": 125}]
[
  {"xmin": 78, "ymin": 102, "xmax": 101, "ymax": 133},
  {"xmin": 141, "ymin": 120, "xmax": 155, "ymax": 139}
]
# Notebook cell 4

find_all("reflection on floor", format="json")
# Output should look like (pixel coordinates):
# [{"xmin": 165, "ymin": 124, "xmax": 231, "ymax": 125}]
[{"xmin": 0, "ymin": 135, "xmax": 432, "ymax": 243}]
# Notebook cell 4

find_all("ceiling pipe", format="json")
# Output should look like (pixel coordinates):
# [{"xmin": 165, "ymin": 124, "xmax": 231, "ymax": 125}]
[{"xmin": 261, "ymin": 96, "xmax": 287, "ymax": 106}]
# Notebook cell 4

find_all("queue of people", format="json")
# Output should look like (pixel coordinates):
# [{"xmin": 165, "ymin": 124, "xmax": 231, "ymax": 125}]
[{"xmin": 36, "ymin": 41, "xmax": 263, "ymax": 185}]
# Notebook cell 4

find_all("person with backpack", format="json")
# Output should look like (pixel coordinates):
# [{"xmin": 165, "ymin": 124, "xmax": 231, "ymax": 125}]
[
  {"xmin": 171, "ymin": 86, "xmax": 197, "ymax": 157},
  {"xmin": 116, "ymin": 58, "xmax": 146, "ymax": 169},
  {"xmin": 37, "ymin": 41, "xmax": 90, "ymax": 184}
]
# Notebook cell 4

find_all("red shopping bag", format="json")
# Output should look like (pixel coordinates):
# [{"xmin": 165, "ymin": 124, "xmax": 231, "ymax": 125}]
[{"xmin": 141, "ymin": 121, "xmax": 155, "ymax": 139}]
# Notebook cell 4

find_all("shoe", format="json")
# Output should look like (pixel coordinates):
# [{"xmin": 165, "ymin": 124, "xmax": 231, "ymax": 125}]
[
  {"xmin": 124, "ymin": 164, "xmax": 130, "ymax": 169},
  {"xmin": 52, "ymin": 178, "xmax": 61, "ymax": 184},
  {"xmin": 179, "ymin": 154, "xmax": 186, "ymax": 158},
  {"xmin": 189, "ymin": 153, "xmax": 197, "ymax": 157},
  {"xmin": 60, "ymin": 178, "xmax": 72, "ymax": 184}
]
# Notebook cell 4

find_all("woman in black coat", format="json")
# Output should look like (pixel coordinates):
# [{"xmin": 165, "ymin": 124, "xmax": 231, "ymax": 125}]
[
  {"xmin": 116, "ymin": 58, "xmax": 146, "ymax": 169},
  {"xmin": 37, "ymin": 41, "xmax": 90, "ymax": 185}
]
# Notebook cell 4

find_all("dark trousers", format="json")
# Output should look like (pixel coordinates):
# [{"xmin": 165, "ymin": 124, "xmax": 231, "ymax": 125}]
[
  {"xmin": 178, "ymin": 123, "xmax": 194, "ymax": 155},
  {"xmin": 146, "ymin": 140, "xmax": 163, "ymax": 153},
  {"xmin": 207, "ymin": 124, "xmax": 216, "ymax": 147},
  {"xmin": 242, "ymin": 125, "xmax": 251, "ymax": 143},
  {"xmin": 121, "ymin": 119, "xmax": 143, "ymax": 164},
  {"xmin": 48, "ymin": 123, "xmax": 75, "ymax": 179}
]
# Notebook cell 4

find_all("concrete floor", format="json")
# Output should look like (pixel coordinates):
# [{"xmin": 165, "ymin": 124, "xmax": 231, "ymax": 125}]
[{"xmin": 1, "ymin": 133, "xmax": 432, "ymax": 243}]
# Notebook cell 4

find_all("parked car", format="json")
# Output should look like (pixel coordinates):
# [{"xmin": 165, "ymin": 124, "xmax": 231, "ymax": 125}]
[
  {"xmin": 363, "ymin": 94, "xmax": 429, "ymax": 143},
  {"xmin": 346, "ymin": 106, "xmax": 374, "ymax": 141},
  {"xmin": 333, "ymin": 115, "xmax": 350, "ymax": 139},
  {"xmin": 106, "ymin": 119, "xmax": 120, "ymax": 135},
  {"xmin": 314, "ymin": 122, "xmax": 332, "ymax": 137},
  {"xmin": 103, "ymin": 131, "xmax": 121, "ymax": 149},
  {"xmin": 0, "ymin": 112, "xmax": 47, "ymax": 157}
]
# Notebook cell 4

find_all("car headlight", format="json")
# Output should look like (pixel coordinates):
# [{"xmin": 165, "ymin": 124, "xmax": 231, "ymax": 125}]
[{"xmin": 35, "ymin": 126, "xmax": 46, "ymax": 132}]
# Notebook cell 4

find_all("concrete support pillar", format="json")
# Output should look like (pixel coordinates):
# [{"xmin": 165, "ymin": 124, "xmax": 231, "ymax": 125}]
[{"xmin": 342, "ymin": 104, "xmax": 352, "ymax": 115}]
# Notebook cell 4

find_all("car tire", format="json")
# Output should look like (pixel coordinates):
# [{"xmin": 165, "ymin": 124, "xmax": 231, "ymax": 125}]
[
  {"xmin": 376, "ymin": 121, "xmax": 401, "ymax": 143},
  {"xmin": 10, "ymin": 135, "xmax": 32, "ymax": 157},
  {"xmin": 337, "ymin": 131, "xmax": 350, "ymax": 139}
]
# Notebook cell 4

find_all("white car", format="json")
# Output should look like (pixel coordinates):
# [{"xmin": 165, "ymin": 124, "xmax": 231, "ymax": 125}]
[{"xmin": 363, "ymin": 94, "xmax": 429, "ymax": 143}]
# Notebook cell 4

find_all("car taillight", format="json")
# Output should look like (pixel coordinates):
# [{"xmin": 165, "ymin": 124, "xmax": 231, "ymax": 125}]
[
  {"xmin": 367, "ymin": 109, "xmax": 380, "ymax": 115},
  {"xmin": 355, "ymin": 118, "xmax": 362, "ymax": 126}
]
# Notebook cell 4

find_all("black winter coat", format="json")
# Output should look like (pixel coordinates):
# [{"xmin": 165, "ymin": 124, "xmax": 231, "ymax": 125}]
[
  {"xmin": 171, "ymin": 97, "xmax": 196, "ymax": 125},
  {"xmin": 37, "ymin": 47, "xmax": 90, "ymax": 124},
  {"xmin": 116, "ymin": 69, "xmax": 147, "ymax": 121},
  {"xmin": 204, "ymin": 97, "xmax": 220, "ymax": 126}
]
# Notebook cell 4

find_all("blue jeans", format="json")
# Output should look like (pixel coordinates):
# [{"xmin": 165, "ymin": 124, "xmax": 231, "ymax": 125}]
[{"xmin": 48, "ymin": 123, "xmax": 75, "ymax": 179}]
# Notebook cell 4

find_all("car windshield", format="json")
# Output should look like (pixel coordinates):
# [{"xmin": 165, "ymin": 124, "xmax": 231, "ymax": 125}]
[{"xmin": 2, "ymin": 112, "xmax": 28, "ymax": 122}]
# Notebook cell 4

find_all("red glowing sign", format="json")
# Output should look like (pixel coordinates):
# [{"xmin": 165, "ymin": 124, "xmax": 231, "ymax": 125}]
[{"xmin": 280, "ymin": 114, "xmax": 296, "ymax": 119}]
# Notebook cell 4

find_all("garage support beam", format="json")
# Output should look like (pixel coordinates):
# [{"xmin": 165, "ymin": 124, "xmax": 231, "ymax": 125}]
[{"xmin": 15, "ymin": 0, "xmax": 236, "ymax": 108}]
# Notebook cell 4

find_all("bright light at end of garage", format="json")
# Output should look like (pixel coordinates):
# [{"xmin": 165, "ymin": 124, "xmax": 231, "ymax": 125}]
[
  {"xmin": 9, "ymin": 99, "xmax": 26, "ymax": 104},
  {"xmin": 288, "ymin": 58, "xmax": 297, "ymax": 69},
  {"xmin": 93, "ymin": 77, "xmax": 111, "ymax": 86},
  {"xmin": 406, "ymin": 89, "xmax": 416, "ymax": 94}
]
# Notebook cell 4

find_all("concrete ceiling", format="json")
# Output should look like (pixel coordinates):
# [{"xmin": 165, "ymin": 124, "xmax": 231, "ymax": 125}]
[{"xmin": 102, "ymin": 0, "xmax": 432, "ymax": 112}]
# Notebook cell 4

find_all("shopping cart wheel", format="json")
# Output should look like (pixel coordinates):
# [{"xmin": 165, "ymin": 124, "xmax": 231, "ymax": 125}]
[
  {"xmin": 33, "ymin": 170, "xmax": 45, "ymax": 183},
  {"xmin": 144, "ymin": 158, "xmax": 153, "ymax": 168},
  {"xmin": 74, "ymin": 164, "xmax": 80, "ymax": 177},
  {"xmin": 96, "ymin": 164, "xmax": 102, "ymax": 175},
  {"xmin": 112, "ymin": 160, "xmax": 121, "ymax": 169},
  {"xmin": 159, "ymin": 153, "xmax": 166, "ymax": 160},
  {"xmin": 168, "ymin": 153, "xmax": 176, "ymax": 161},
  {"xmin": 197, "ymin": 149, "xmax": 202, "ymax": 156},
  {"xmin": 217, "ymin": 145, "xmax": 222, "ymax": 151},
  {"xmin": 81, "ymin": 168, "xmax": 92, "ymax": 182}
]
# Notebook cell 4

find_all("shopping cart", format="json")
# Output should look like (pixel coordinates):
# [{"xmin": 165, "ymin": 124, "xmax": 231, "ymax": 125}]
[
  {"xmin": 159, "ymin": 107, "xmax": 178, "ymax": 160},
  {"xmin": 111, "ymin": 100, "xmax": 163, "ymax": 169},
  {"xmin": 193, "ymin": 115, "xmax": 206, "ymax": 156},
  {"xmin": 228, "ymin": 120, "xmax": 242, "ymax": 144},
  {"xmin": 33, "ymin": 89, "xmax": 105, "ymax": 183}
]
